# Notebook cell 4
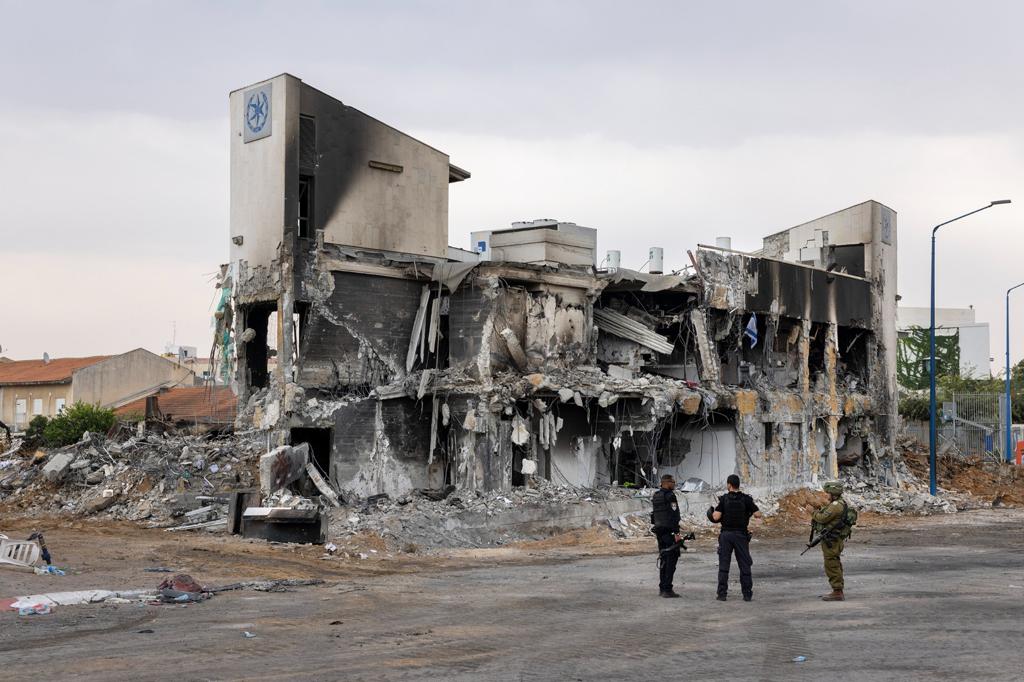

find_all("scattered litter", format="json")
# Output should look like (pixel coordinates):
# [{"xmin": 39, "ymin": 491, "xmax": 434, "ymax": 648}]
[
  {"xmin": 137, "ymin": 629, "xmax": 155, "ymax": 634},
  {"xmin": 157, "ymin": 573, "xmax": 211, "ymax": 604},
  {"xmin": 18, "ymin": 603, "xmax": 52, "ymax": 616},
  {"xmin": 33, "ymin": 565, "xmax": 65, "ymax": 576},
  {"xmin": 243, "ymin": 631, "xmax": 256, "ymax": 638},
  {"xmin": 793, "ymin": 656, "xmax": 807, "ymax": 663}
]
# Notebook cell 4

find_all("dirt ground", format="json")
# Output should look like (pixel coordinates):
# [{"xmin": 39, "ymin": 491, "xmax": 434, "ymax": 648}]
[{"xmin": 3, "ymin": 509, "xmax": 1023, "ymax": 681}]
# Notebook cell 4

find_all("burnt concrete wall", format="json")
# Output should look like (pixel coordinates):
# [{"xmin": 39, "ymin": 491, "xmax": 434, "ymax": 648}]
[
  {"xmin": 331, "ymin": 397, "xmax": 433, "ymax": 498},
  {"xmin": 300, "ymin": 272, "xmax": 423, "ymax": 389},
  {"xmin": 446, "ymin": 396, "xmax": 513, "ymax": 492},
  {"xmin": 448, "ymin": 284, "xmax": 527, "ymax": 378},
  {"xmin": 298, "ymin": 85, "xmax": 452, "ymax": 258}
]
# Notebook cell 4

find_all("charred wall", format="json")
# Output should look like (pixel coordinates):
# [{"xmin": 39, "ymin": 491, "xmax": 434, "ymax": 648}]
[{"xmin": 299, "ymin": 271, "xmax": 423, "ymax": 390}]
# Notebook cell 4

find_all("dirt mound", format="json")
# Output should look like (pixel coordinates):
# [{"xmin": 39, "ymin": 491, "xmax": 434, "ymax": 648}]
[
  {"xmin": 902, "ymin": 450, "xmax": 1024, "ymax": 506},
  {"xmin": 776, "ymin": 488, "xmax": 829, "ymax": 521}
]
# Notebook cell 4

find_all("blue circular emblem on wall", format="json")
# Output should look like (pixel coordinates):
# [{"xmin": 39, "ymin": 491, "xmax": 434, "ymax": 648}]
[{"xmin": 246, "ymin": 91, "xmax": 269, "ymax": 134}]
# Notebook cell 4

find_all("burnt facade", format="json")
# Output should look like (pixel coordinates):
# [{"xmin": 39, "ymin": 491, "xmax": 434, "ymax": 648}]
[{"xmin": 222, "ymin": 75, "xmax": 898, "ymax": 501}]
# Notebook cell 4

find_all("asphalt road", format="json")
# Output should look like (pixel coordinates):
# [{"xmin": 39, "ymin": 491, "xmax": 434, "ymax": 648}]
[{"xmin": 3, "ymin": 509, "xmax": 1023, "ymax": 681}]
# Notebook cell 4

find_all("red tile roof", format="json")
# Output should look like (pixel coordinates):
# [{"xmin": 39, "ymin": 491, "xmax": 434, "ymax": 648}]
[
  {"xmin": 0, "ymin": 356, "xmax": 111, "ymax": 386},
  {"xmin": 116, "ymin": 386, "xmax": 237, "ymax": 424}
]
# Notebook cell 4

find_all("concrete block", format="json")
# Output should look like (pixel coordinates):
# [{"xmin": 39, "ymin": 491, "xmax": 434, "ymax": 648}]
[
  {"xmin": 43, "ymin": 452, "xmax": 75, "ymax": 482},
  {"xmin": 259, "ymin": 443, "xmax": 310, "ymax": 497}
]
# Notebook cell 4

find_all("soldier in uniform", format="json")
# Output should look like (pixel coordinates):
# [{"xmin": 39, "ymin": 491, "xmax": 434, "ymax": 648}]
[
  {"xmin": 812, "ymin": 481, "xmax": 850, "ymax": 601},
  {"xmin": 651, "ymin": 474, "xmax": 682, "ymax": 598},
  {"xmin": 709, "ymin": 474, "xmax": 762, "ymax": 601}
]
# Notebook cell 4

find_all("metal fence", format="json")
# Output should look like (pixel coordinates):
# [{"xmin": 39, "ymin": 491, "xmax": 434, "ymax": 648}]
[
  {"xmin": 948, "ymin": 392, "xmax": 1002, "ymax": 457},
  {"xmin": 902, "ymin": 393, "xmax": 1005, "ymax": 459}
]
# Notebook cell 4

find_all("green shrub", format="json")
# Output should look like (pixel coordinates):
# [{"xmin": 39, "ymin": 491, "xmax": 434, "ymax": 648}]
[
  {"xmin": 24, "ymin": 415, "xmax": 49, "ymax": 448},
  {"xmin": 43, "ymin": 402, "xmax": 116, "ymax": 447},
  {"xmin": 898, "ymin": 396, "xmax": 931, "ymax": 422}
]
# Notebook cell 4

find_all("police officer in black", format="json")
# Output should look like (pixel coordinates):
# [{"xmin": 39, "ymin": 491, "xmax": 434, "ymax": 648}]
[
  {"xmin": 651, "ymin": 474, "xmax": 683, "ymax": 598},
  {"xmin": 709, "ymin": 474, "xmax": 762, "ymax": 602}
]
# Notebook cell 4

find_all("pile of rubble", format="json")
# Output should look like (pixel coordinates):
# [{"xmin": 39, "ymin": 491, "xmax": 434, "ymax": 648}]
[
  {"xmin": 329, "ymin": 478, "xmax": 653, "ymax": 549},
  {"xmin": 837, "ymin": 475, "xmax": 968, "ymax": 515},
  {"xmin": 0, "ymin": 430, "xmax": 265, "ymax": 525}
]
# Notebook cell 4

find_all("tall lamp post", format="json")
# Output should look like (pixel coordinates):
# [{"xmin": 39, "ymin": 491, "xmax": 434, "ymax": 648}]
[
  {"xmin": 1005, "ymin": 282, "xmax": 1024, "ymax": 463},
  {"xmin": 930, "ymin": 200, "xmax": 1011, "ymax": 495}
]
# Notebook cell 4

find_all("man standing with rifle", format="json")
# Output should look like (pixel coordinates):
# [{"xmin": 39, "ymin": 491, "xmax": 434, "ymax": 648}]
[
  {"xmin": 651, "ymin": 474, "xmax": 683, "ymax": 598},
  {"xmin": 808, "ymin": 480, "xmax": 857, "ymax": 601}
]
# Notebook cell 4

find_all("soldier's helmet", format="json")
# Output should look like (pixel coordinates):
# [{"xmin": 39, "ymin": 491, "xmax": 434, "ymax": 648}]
[{"xmin": 822, "ymin": 481, "xmax": 844, "ymax": 495}]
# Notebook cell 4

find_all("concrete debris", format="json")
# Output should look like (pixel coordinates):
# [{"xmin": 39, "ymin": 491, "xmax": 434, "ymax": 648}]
[
  {"xmin": 0, "ymin": 430, "xmax": 265, "ymax": 525},
  {"xmin": 42, "ymin": 452, "xmax": 74, "ymax": 482},
  {"xmin": 306, "ymin": 461, "xmax": 342, "ymax": 507},
  {"xmin": 328, "ymin": 479, "xmax": 661, "ymax": 550},
  {"xmin": 259, "ymin": 443, "xmax": 310, "ymax": 496}
]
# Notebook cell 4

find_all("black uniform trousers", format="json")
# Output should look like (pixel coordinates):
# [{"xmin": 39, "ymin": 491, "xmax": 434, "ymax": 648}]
[
  {"xmin": 717, "ymin": 529, "xmax": 753, "ymax": 597},
  {"xmin": 655, "ymin": 529, "xmax": 680, "ymax": 592}
]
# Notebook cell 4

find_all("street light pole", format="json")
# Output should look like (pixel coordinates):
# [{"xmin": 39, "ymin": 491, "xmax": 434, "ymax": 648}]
[
  {"xmin": 1005, "ymin": 282, "xmax": 1024, "ymax": 463},
  {"xmin": 929, "ymin": 200, "xmax": 1011, "ymax": 496}
]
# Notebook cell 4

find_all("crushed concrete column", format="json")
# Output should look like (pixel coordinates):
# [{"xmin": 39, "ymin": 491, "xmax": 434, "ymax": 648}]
[
  {"xmin": 690, "ymin": 309, "xmax": 720, "ymax": 383},
  {"xmin": 823, "ymin": 323, "xmax": 840, "ymax": 479}
]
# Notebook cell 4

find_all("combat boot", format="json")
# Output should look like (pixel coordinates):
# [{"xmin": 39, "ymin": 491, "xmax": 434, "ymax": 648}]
[
  {"xmin": 821, "ymin": 590, "xmax": 845, "ymax": 601},
  {"xmin": 660, "ymin": 590, "xmax": 681, "ymax": 598}
]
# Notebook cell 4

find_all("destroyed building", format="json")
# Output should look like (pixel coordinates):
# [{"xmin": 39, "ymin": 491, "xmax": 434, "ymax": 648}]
[{"xmin": 222, "ymin": 74, "xmax": 898, "ymax": 502}]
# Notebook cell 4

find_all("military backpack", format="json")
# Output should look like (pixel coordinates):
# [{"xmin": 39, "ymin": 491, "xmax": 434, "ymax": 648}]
[{"xmin": 836, "ymin": 501, "xmax": 858, "ymax": 539}]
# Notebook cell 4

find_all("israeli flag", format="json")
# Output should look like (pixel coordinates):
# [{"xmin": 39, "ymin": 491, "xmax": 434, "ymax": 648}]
[{"xmin": 744, "ymin": 313, "xmax": 759, "ymax": 348}]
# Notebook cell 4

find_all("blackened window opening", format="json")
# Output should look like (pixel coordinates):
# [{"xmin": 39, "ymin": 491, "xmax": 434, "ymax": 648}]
[
  {"xmin": 291, "ymin": 427, "xmax": 332, "ymax": 477},
  {"xmin": 244, "ymin": 302, "xmax": 276, "ymax": 390},
  {"xmin": 298, "ymin": 175, "xmax": 314, "ymax": 238}
]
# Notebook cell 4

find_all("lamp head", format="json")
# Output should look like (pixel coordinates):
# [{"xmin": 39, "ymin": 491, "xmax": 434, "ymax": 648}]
[{"xmin": 991, "ymin": 199, "xmax": 1012, "ymax": 205}]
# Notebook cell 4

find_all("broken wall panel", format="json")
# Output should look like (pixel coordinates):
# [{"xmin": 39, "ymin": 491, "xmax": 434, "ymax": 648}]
[
  {"xmin": 330, "ymin": 397, "xmax": 435, "ymax": 498},
  {"xmin": 447, "ymin": 283, "xmax": 517, "ymax": 379},
  {"xmin": 699, "ymin": 250, "xmax": 872, "ymax": 327},
  {"xmin": 524, "ymin": 289, "xmax": 592, "ymax": 370},
  {"xmin": 300, "ymin": 271, "xmax": 424, "ymax": 389}
]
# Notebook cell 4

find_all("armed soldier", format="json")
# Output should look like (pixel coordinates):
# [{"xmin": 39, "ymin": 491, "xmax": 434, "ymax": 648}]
[
  {"xmin": 651, "ymin": 474, "xmax": 683, "ymax": 598},
  {"xmin": 810, "ymin": 480, "xmax": 857, "ymax": 601},
  {"xmin": 708, "ymin": 474, "xmax": 762, "ymax": 601}
]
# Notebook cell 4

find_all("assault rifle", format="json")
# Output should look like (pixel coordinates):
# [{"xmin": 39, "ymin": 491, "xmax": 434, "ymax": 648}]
[
  {"xmin": 800, "ymin": 521, "xmax": 845, "ymax": 556},
  {"xmin": 660, "ymin": 532, "xmax": 697, "ymax": 555}
]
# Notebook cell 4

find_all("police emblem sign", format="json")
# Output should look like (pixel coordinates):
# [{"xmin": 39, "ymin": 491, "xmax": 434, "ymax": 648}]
[{"xmin": 243, "ymin": 83, "xmax": 272, "ymax": 142}]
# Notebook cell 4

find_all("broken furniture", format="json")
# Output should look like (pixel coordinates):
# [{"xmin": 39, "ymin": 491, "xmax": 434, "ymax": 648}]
[
  {"xmin": 240, "ymin": 506, "xmax": 327, "ymax": 544},
  {"xmin": 0, "ymin": 534, "xmax": 42, "ymax": 572}
]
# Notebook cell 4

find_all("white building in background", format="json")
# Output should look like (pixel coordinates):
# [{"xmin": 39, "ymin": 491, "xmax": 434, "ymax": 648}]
[{"xmin": 897, "ymin": 306, "xmax": 992, "ymax": 377}]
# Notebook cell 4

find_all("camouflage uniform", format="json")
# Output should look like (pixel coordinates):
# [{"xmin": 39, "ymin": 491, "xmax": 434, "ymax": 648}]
[{"xmin": 811, "ymin": 481, "xmax": 849, "ymax": 598}]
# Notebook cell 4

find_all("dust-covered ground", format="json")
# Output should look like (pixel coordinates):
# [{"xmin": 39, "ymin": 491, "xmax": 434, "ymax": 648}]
[{"xmin": 2, "ymin": 509, "xmax": 1023, "ymax": 681}]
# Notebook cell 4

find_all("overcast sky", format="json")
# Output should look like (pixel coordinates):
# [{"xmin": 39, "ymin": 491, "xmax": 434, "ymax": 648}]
[{"xmin": 2, "ymin": 1, "xmax": 1023, "ymax": 372}]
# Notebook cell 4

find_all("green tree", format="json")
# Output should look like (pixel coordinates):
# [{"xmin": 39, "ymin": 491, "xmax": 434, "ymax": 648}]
[
  {"xmin": 43, "ymin": 402, "xmax": 116, "ymax": 447},
  {"xmin": 897, "ymin": 326, "xmax": 960, "ymax": 390}
]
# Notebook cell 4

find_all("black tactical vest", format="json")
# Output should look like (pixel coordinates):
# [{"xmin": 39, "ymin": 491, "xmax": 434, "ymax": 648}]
[
  {"xmin": 720, "ymin": 492, "xmax": 751, "ymax": 531},
  {"xmin": 651, "ymin": 489, "xmax": 680, "ymax": 529}
]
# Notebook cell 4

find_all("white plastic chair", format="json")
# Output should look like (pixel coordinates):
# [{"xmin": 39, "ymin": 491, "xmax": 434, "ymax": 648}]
[{"xmin": 0, "ymin": 537, "xmax": 41, "ymax": 570}]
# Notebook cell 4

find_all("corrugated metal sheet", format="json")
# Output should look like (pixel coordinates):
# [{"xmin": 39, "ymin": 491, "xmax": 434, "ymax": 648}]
[{"xmin": 593, "ymin": 308, "xmax": 674, "ymax": 355}]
